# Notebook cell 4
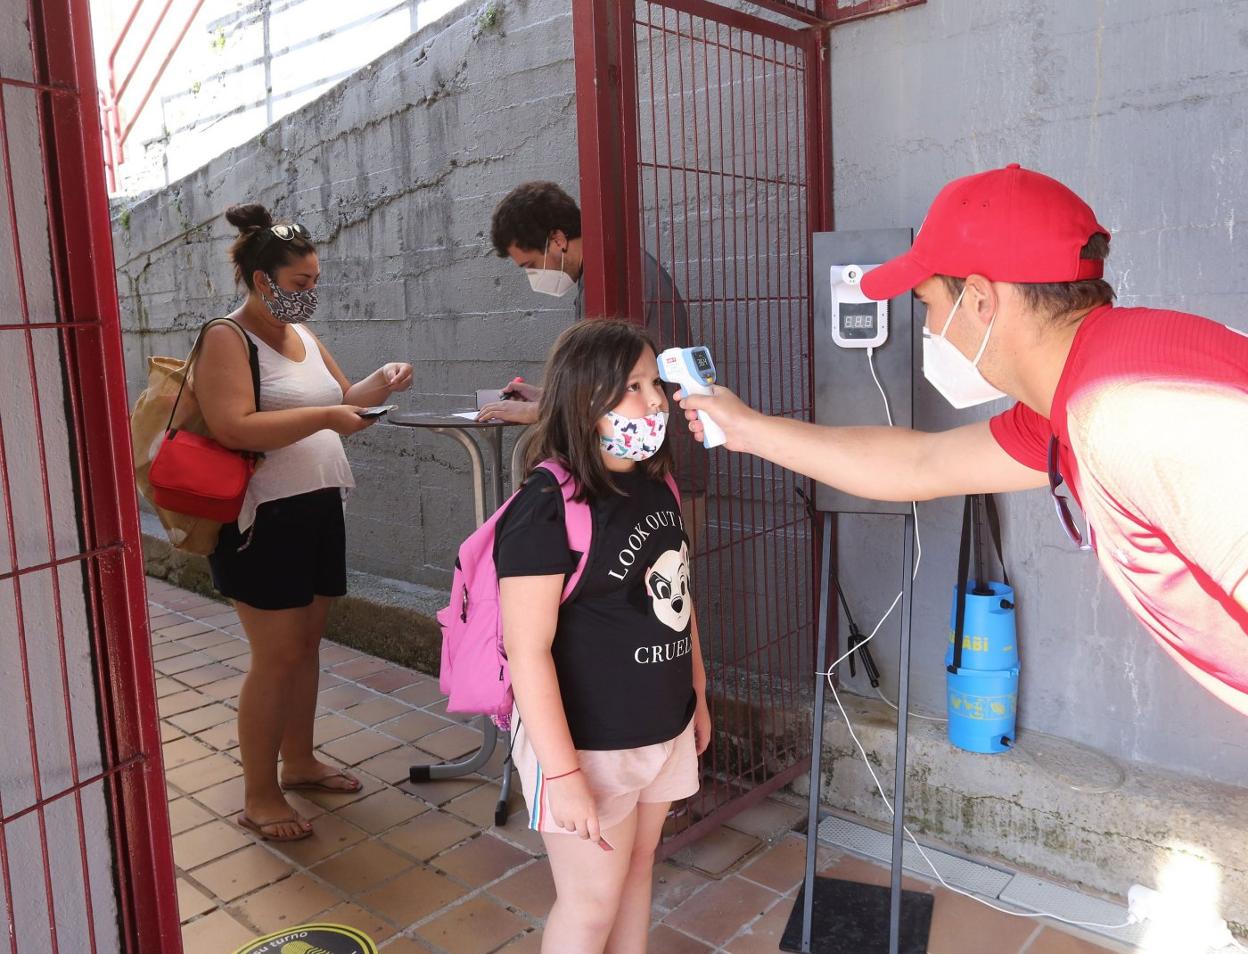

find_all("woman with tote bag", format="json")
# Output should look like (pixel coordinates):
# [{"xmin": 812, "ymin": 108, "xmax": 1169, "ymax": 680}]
[{"xmin": 192, "ymin": 203, "xmax": 412, "ymax": 841}]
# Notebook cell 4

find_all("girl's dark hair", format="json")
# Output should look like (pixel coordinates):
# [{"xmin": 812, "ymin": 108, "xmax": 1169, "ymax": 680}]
[
  {"xmin": 525, "ymin": 319, "xmax": 673, "ymax": 501},
  {"xmin": 225, "ymin": 203, "xmax": 315, "ymax": 290}
]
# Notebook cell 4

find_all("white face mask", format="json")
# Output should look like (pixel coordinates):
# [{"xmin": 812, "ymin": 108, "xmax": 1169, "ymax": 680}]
[
  {"xmin": 922, "ymin": 286, "xmax": 1007, "ymax": 409},
  {"xmin": 600, "ymin": 410, "xmax": 667, "ymax": 461},
  {"xmin": 525, "ymin": 241, "xmax": 576, "ymax": 298}
]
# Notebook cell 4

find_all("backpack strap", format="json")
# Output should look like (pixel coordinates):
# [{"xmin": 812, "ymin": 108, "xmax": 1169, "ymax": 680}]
[
  {"xmin": 530, "ymin": 461, "xmax": 684, "ymax": 602},
  {"xmin": 533, "ymin": 459, "xmax": 593, "ymax": 603},
  {"xmin": 167, "ymin": 317, "xmax": 261, "ymax": 433},
  {"xmin": 664, "ymin": 472, "xmax": 681, "ymax": 511}
]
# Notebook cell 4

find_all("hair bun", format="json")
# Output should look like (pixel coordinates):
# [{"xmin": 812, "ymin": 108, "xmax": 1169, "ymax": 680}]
[{"xmin": 225, "ymin": 203, "xmax": 273, "ymax": 232}]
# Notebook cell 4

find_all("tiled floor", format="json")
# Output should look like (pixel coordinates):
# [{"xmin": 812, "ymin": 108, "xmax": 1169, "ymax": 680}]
[{"xmin": 150, "ymin": 577, "xmax": 1128, "ymax": 954}]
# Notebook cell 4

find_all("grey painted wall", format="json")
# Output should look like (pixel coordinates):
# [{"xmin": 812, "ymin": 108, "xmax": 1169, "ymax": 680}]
[
  {"xmin": 114, "ymin": 0, "xmax": 580, "ymax": 591},
  {"xmin": 826, "ymin": 0, "xmax": 1248, "ymax": 786}
]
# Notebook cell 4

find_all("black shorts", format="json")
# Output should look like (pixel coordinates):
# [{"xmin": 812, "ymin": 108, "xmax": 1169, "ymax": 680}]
[{"xmin": 208, "ymin": 488, "xmax": 348, "ymax": 610}]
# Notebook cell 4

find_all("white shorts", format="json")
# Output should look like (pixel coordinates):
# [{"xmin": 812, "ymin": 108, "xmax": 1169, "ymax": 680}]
[{"xmin": 510, "ymin": 716, "xmax": 699, "ymax": 834}]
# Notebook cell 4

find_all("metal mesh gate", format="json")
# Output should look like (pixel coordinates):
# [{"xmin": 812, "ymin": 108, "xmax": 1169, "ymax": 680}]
[
  {"xmin": 1, "ymin": 0, "xmax": 177, "ymax": 950},
  {"xmin": 575, "ymin": 0, "xmax": 834, "ymax": 852}
]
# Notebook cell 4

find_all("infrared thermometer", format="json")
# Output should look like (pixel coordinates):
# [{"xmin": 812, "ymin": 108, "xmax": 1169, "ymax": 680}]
[{"xmin": 658, "ymin": 346, "xmax": 727, "ymax": 449}]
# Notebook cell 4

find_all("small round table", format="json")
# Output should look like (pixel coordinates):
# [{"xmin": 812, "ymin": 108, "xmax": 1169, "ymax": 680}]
[{"xmin": 388, "ymin": 411, "xmax": 519, "ymax": 522}]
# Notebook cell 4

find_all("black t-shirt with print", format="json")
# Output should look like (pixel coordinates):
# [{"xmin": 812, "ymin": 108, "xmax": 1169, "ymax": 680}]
[{"xmin": 496, "ymin": 466, "xmax": 696, "ymax": 750}]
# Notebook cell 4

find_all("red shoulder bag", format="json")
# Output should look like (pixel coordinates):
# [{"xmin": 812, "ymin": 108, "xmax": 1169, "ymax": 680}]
[{"xmin": 148, "ymin": 318, "xmax": 262, "ymax": 523}]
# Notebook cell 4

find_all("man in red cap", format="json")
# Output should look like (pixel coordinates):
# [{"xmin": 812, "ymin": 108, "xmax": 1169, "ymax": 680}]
[{"xmin": 680, "ymin": 164, "xmax": 1248, "ymax": 715}]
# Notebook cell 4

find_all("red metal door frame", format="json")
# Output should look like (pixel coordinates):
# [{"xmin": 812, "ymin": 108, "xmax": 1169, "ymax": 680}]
[
  {"xmin": 576, "ymin": 0, "xmax": 836, "ymax": 318},
  {"xmin": 574, "ymin": 0, "xmax": 832, "ymax": 853},
  {"xmin": 573, "ymin": 0, "xmax": 923, "ymax": 854},
  {"xmin": 573, "ymin": 0, "xmax": 928, "ymax": 296},
  {"xmin": 574, "ymin": 0, "xmax": 646, "ymax": 321},
  {"xmin": 1, "ymin": 1, "xmax": 180, "ymax": 950}
]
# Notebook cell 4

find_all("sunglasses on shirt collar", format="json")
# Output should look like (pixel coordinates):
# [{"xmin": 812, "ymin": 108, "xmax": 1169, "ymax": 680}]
[{"xmin": 1047, "ymin": 435, "xmax": 1093, "ymax": 551}]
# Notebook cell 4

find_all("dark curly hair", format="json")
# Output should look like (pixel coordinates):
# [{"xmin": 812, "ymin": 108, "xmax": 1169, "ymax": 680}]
[
  {"xmin": 490, "ymin": 182, "xmax": 582, "ymax": 257},
  {"xmin": 226, "ymin": 203, "xmax": 316, "ymax": 290}
]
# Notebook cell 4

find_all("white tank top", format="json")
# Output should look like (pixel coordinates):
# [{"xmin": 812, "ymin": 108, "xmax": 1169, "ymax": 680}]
[{"xmin": 238, "ymin": 323, "xmax": 354, "ymax": 531}]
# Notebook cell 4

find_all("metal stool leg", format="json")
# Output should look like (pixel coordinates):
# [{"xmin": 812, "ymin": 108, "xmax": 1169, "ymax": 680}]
[
  {"xmin": 495, "ymin": 753, "xmax": 514, "ymax": 827},
  {"xmin": 410, "ymin": 717, "xmax": 498, "ymax": 782},
  {"xmin": 410, "ymin": 425, "xmax": 493, "ymax": 784}
]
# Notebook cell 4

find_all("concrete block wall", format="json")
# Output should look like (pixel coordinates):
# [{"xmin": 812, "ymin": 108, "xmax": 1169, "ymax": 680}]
[{"xmin": 114, "ymin": 0, "xmax": 580, "ymax": 592}]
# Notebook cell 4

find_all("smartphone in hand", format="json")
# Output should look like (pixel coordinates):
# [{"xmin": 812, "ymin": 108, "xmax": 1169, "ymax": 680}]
[{"xmin": 357, "ymin": 404, "xmax": 397, "ymax": 419}]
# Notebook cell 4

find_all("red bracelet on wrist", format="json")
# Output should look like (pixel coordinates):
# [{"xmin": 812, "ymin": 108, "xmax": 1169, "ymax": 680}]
[{"xmin": 545, "ymin": 767, "xmax": 581, "ymax": 782}]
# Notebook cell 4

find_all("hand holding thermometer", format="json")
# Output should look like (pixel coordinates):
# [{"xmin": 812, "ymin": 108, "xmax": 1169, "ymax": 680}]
[{"xmin": 658, "ymin": 346, "xmax": 726, "ymax": 448}]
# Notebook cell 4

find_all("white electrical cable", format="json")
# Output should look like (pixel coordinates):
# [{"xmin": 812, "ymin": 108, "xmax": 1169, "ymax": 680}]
[
  {"xmin": 816, "ymin": 348, "xmax": 920, "ymax": 682},
  {"xmin": 867, "ymin": 346, "xmax": 893, "ymax": 427},
  {"xmin": 826, "ymin": 673, "xmax": 1135, "ymax": 931},
  {"xmin": 874, "ymin": 686, "xmax": 948, "ymax": 723},
  {"xmin": 820, "ymin": 348, "xmax": 1133, "ymax": 934}
]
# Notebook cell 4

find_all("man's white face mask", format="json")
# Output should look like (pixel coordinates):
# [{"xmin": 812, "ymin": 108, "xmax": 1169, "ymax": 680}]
[
  {"xmin": 921, "ymin": 285, "xmax": 1007, "ymax": 409},
  {"xmin": 525, "ymin": 239, "xmax": 576, "ymax": 298}
]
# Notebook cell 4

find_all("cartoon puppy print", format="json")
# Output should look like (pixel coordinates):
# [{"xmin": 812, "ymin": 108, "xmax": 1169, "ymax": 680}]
[{"xmin": 645, "ymin": 542, "xmax": 691, "ymax": 632}]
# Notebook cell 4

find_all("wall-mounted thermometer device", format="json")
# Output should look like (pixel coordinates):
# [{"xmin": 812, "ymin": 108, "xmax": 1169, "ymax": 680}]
[
  {"xmin": 831, "ymin": 263, "xmax": 888, "ymax": 349},
  {"xmin": 658, "ymin": 346, "xmax": 727, "ymax": 448}
]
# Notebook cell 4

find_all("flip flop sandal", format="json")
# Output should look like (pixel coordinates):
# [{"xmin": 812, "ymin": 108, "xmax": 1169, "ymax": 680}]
[
  {"xmin": 237, "ymin": 813, "xmax": 313, "ymax": 842},
  {"xmin": 280, "ymin": 771, "xmax": 362, "ymax": 794}
]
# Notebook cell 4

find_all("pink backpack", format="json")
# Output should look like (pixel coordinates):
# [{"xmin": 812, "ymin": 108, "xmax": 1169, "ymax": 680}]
[{"xmin": 436, "ymin": 459, "xmax": 680, "ymax": 730}]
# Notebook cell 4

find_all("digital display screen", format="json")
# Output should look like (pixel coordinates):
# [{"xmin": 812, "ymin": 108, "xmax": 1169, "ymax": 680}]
[
  {"xmin": 693, "ymin": 349, "xmax": 713, "ymax": 372},
  {"xmin": 838, "ymin": 302, "xmax": 879, "ymax": 339}
]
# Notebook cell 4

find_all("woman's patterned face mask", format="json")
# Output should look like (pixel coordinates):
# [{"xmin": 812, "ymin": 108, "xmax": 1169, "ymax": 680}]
[
  {"xmin": 600, "ymin": 409, "xmax": 667, "ymax": 461},
  {"xmin": 263, "ymin": 275, "xmax": 318, "ymax": 324}
]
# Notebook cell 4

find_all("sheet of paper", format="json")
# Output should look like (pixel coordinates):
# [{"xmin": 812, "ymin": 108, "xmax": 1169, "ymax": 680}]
[{"xmin": 452, "ymin": 411, "xmax": 481, "ymax": 420}]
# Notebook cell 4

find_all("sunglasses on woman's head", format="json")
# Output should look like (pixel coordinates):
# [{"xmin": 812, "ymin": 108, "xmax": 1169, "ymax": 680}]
[
  {"xmin": 270, "ymin": 222, "xmax": 311, "ymax": 241},
  {"xmin": 256, "ymin": 222, "xmax": 311, "ymax": 249},
  {"xmin": 1047, "ymin": 435, "xmax": 1092, "ymax": 551}
]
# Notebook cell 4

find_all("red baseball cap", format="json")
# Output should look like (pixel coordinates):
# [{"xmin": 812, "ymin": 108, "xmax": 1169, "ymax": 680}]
[{"xmin": 861, "ymin": 164, "xmax": 1109, "ymax": 301}]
